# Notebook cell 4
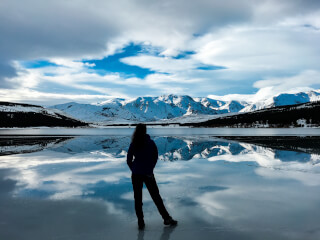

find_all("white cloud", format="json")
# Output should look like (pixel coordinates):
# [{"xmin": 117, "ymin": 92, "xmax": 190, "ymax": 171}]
[
  {"xmin": 116, "ymin": 10, "xmax": 320, "ymax": 98},
  {"xmin": 3, "ymin": 59, "xmax": 197, "ymax": 104},
  {"xmin": 208, "ymin": 70, "xmax": 320, "ymax": 102},
  {"xmin": 121, "ymin": 56, "xmax": 196, "ymax": 73},
  {"xmin": 0, "ymin": 88, "xmax": 113, "ymax": 105},
  {"xmin": 195, "ymin": 25, "xmax": 320, "ymax": 71},
  {"xmin": 253, "ymin": 70, "xmax": 320, "ymax": 90}
]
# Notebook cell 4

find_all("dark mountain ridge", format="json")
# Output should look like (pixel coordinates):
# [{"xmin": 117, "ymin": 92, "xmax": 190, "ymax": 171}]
[
  {"xmin": 181, "ymin": 101, "xmax": 320, "ymax": 128},
  {"xmin": 0, "ymin": 101, "xmax": 88, "ymax": 128}
]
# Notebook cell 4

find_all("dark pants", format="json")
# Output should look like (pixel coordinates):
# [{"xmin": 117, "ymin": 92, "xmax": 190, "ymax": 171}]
[{"xmin": 131, "ymin": 173, "xmax": 170, "ymax": 221}]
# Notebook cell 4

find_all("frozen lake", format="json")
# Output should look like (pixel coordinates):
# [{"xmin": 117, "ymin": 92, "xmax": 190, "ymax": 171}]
[
  {"xmin": 0, "ymin": 129, "xmax": 320, "ymax": 239},
  {"xmin": 1, "ymin": 127, "xmax": 320, "ymax": 136}
]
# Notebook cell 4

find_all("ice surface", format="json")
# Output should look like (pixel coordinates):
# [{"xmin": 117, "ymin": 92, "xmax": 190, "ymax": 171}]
[
  {"xmin": 1, "ymin": 127, "xmax": 320, "ymax": 136},
  {"xmin": 0, "ymin": 135, "xmax": 320, "ymax": 239}
]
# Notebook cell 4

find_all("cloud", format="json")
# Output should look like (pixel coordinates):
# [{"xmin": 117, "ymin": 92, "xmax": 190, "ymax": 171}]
[
  {"xmin": 208, "ymin": 70, "xmax": 320, "ymax": 102},
  {"xmin": 0, "ymin": 88, "xmax": 112, "ymax": 105},
  {"xmin": 6, "ymin": 59, "xmax": 201, "ymax": 103},
  {"xmin": 253, "ymin": 70, "xmax": 320, "ymax": 90},
  {"xmin": 0, "ymin": 62, "xmax": 17, "ymax": 88},
  {"xmin": 121, "ymin": 55, "xmax": 196, "ymax": 73},
  {"xmin": 1, "ymin": 0, "xmax": 320, "ymax": 102},
  {"xmin": 194, "ymin": 24, "xmax": 320, "ymax": 71},
  {"xmin": 0, "ymin": 0, "xmax": 254, "ymax": 83},
  {"xmin": 117, "ymin": 9, "xmax": 320, "ymax": 97}
]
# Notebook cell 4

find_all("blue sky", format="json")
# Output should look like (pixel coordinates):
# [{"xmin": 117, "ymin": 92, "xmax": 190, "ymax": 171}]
[
  {"xmin": 83, "ymin": 43, "xmax": 156, "ymax": 78},
  {"xmin": 0, "ymin": 0, "xmax": 320, "ymax": 105}
]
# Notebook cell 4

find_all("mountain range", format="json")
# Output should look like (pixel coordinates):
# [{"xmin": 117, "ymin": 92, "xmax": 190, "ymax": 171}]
[
  {"xmin": 1, "ymin": 90, "xmax": 319, "ymax": 127},
  {"xmin": 51, "ymin": 90, "xmax": 320, "ymax": 124}
]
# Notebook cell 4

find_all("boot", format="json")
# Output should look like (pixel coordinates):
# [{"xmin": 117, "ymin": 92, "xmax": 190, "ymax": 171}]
[{"xmin": 163, "ymin": 217, "xmax": 178, "ymax": 226}]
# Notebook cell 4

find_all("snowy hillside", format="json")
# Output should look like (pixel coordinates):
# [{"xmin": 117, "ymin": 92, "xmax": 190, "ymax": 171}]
[
  {"xmin": 50, "ymin": 90, "xmax": 320, "ymax": 124},
  {"xmin": 0, "ymin": 102, "xmax": 87, "ymax": 127},
  {"xmin": 0, "ymin": 102, "xmax": 67, "ymax": 117}
]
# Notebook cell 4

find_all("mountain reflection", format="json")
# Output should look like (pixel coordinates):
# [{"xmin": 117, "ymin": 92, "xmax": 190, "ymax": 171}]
[
  {"xmin": 0, "ymin": 136, "xmax": 72, "ymax": 156},
  {"xmin": 1, "ymin": 136, "xmax": 319, "ymax": 164}
]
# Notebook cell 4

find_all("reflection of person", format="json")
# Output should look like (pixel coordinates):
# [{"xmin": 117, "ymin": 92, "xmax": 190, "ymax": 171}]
[
  {"xmin": 127, "ymin": 123, "xmax": 177, "ymax": 230},
  {"xmin": 137, "ymin": 225, "xmax": 177, "ymax": 240}
]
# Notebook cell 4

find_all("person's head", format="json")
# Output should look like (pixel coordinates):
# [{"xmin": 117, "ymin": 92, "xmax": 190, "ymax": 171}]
[{"xmin": 131, "ymin": 123, "xmax": 147, "ymax": 148}]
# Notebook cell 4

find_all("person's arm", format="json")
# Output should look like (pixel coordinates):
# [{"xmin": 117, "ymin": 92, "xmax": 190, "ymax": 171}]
[
  {"xmin": 127, "ymin": 144, "xmax": 134, "ymax": 171},
  {"xmin": 151, "ymin": 140, "xmax": 158, "ymax": 169}
]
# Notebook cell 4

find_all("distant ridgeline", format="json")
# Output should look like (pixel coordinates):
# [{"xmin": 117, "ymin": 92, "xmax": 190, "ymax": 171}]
[
  {"xmin": 0, "ymin": 102, "xmax": 88, "ymax": 128},
  {"xmin": 0, "ymin": 99, "xmax": 319, "ymax": 128},
  {"xmin": 181, "ymin": 101, "xmax": 320, "ymax": 128}
]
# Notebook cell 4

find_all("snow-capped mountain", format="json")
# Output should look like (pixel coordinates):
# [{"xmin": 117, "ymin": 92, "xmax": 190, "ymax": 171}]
[
  {"xmin": 240, "ymin": 90, "xmax": 320, "ymax": 112},
  {"xmin": 51, "ymin": 94, "xmax": 248, "ymax": 123},
  {"xmin": 50, "ymin": 90, "xmax": 320, "ymax": 124}
]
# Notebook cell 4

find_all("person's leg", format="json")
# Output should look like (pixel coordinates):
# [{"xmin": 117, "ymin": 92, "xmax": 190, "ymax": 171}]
[
  {"xmin": 144, "ymin": 174, "xmax": 171, "ymax": 220},
  {"xmin": 131, "ymin": 174, "xmax": 144, "ymax": 224}
]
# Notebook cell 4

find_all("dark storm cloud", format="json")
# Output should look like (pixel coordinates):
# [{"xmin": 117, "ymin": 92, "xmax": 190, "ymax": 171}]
[
  {"xmin": 0, "ymin": 0, "xmax": 119, "ymax": 87},
  {"xmin": 285, "ymin": 0, "xmax": 320, "ymax": 11},
  {"xmin": 0, "ymin": 62, "xmax": 17, "ymax": 88},
  {"xmin": 0, "ymin": 0, "xmax": 119, "ymax": 59}
]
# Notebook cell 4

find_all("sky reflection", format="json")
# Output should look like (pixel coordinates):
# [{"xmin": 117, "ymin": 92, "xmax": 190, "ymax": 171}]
[{"xmin": 0, "ymin": 135, "xmax": 320, "ymax": 239}]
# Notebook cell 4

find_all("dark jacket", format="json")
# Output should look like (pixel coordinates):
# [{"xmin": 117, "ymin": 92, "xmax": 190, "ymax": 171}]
[{"xmin": 127, "ymin": 134, "xmax": 158, "ymax": 175}]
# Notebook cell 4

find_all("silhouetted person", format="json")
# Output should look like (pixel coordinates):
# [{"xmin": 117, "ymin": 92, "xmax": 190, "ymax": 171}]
[{"xmin": 127, "ymin": 124, "xmax": 177, "ymax": 230}]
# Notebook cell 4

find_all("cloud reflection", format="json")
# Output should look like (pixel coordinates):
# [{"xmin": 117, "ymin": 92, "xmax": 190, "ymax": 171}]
[{"xmin": 0, "ymin": 136, "xmax": 320, "ymax": 239}]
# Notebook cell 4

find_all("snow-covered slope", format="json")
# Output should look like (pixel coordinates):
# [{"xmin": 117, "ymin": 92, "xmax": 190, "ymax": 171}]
[
  {"xmin": 50, "ymin": 90, "xmax": 320, "ymax": 124},
  {"xmin": 0, "ymin": 102, "xmax": 66, "ymax": 117}
]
